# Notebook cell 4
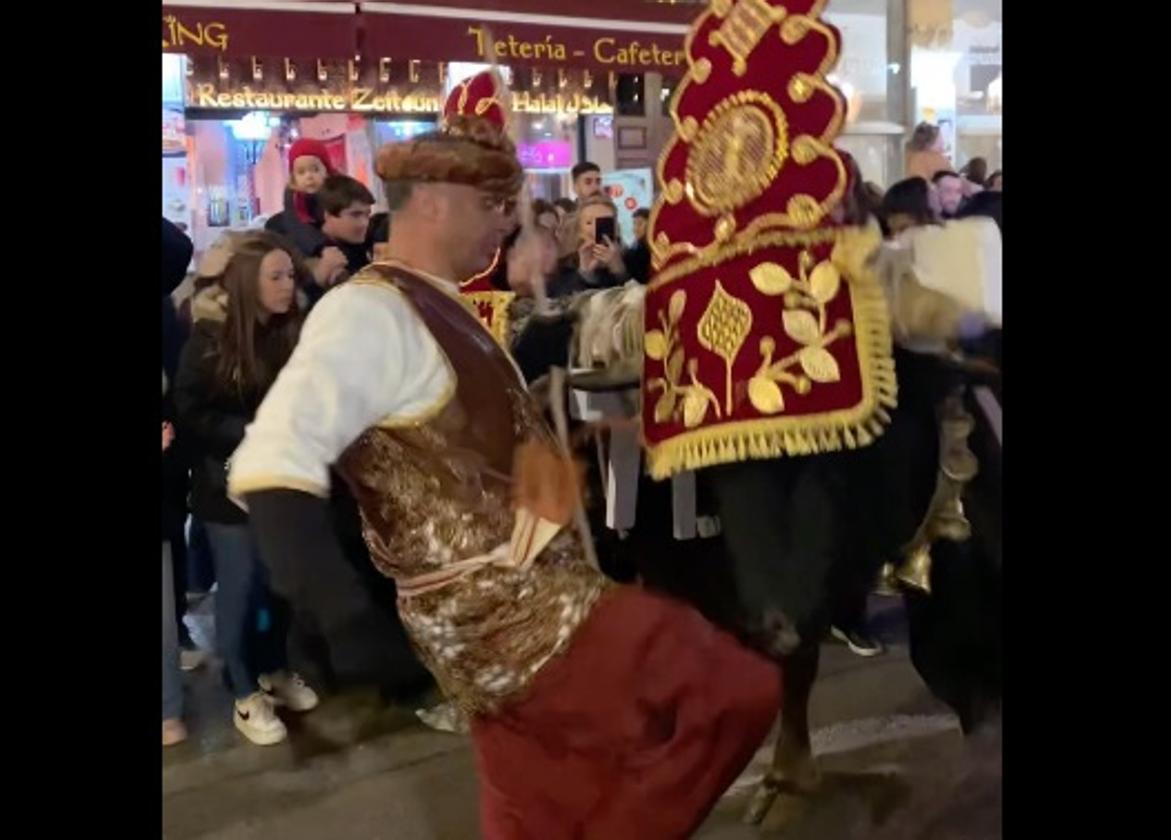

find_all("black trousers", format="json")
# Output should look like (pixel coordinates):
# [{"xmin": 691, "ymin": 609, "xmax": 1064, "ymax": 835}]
[
  {"xmin": 884, "ymin": 348, "xmax": 1003, "ymax": 731},
  {"xmin": 701, "ymin": 449, "xmax": 885, "ymax": 658}
]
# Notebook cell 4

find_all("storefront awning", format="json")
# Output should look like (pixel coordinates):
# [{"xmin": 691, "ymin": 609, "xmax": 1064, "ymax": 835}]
[
  {"xmin": 358, "ymin": 1, "xmax": 692, "ymax": 73},
  {"xmin": 163, "ymin": 1, "xmax": 360, "ymax": 60}
]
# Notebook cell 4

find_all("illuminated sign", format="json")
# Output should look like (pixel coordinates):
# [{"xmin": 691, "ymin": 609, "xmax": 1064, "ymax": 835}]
[
  {"xmin": 516, "ymin": 140, "xmax": 573, "ymax": 169},
  {"xmin": 191, "ymin": 84, "xmax": 442, "ymax": 114},
  {"xmin": 162, "ymin": 15, "xmax": 228, "ymax": 52},
  {"xmin": 466, "ymin": 26, "xmax": 685, "ymax": 70},
  {"xmin": 188, "ymin": 83, "xmax": 612, "ymax": 116}
]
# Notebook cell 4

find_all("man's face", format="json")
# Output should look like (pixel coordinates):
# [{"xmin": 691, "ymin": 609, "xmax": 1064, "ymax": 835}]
[
  {"xmin": 936, "ymin": 175, "xmax": 964, "ymax": 216},
  {"xmin": 431, "ymin": 183, "xmax": 517, "ymax": 279},
  {"xmin": 323, "ymin": 201, "xmax": 372, "ymax": 245},
  {"xmin": 574, "ymin": 169, "xmax": 602, "ymax": 200},
  {"xmin": 632, "ymin": 215, "xmax": 648, "ymax": 242}
]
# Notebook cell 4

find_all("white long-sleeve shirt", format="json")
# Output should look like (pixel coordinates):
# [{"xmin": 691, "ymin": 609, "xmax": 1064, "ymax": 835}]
[{"xmin": 228, "ymin": 280, "xmax": 455, "ymax": 500}]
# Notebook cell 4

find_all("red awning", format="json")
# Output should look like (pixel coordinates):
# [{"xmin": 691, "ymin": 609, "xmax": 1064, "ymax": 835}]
[
  {"xmin": 162, "ymin": 1, "xmax": 360, "ymax": 60},
  {"xmin": 357, "ymin": 1, "xmax": 694, "ymax": 73}
]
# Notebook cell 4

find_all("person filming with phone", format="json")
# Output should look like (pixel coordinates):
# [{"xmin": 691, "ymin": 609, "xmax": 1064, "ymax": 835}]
[{"xmin": 547, "ymin": 194, "xmax": 629, "ymax": 297}]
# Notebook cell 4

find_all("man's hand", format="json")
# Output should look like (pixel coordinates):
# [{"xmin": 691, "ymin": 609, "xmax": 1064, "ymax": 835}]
[
  {"xmin": 512, "ymin": 440, "xmax": 584, "ymax": 527},
  {"xmin": 314, "ymin": 246, "xmax": 349, "ymax": 288},
  {"xmin": 162, "ymin": 421, "xmax": 175, "ymax": 452},
  {"xmin": 507, "ymin": 230, "xmax": 557, "ymax": 297},
  {"xmin": 578, "ymin": 241, "xmax": 601, "ymax": 274},
  {"xmin": 594, "ymin": 236, "xmax": 625, "ymax": 276}
]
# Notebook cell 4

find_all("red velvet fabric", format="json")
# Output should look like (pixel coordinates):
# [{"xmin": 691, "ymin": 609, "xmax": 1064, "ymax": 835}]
[
  {"xmin": 443, "ymin": 70, "xmax": 509, "ymax": 132},
  {"xmin": 471, "ymin": 586, "xmax": 780, "ymax": 839},
  {"xmin": 652, "ymin": 0, "xmax": 845, "ymax": 271},
  {"xmin": 641, "ymin": 240, "xmax": 866, "ymax": 448},
  {"xmin": 641, "ymin": 1, "xmax": 876, "ymax": 453}
]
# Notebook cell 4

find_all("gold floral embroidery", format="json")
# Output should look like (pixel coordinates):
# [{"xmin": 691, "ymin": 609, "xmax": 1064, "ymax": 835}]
[
  {"xmin": 685, "ymin": 91, "xmax": 789, "ymax": 217},
  {"xmin": 646, "ymin": 290, "xmax": 720, "ymax": 428},
  {"xmin": 780, "ymin": 13, "xmax": 840, "ymax": 78},
  {"xmin": 746, "ymin": 250, "xmax": 853, "ymax": 415},
  {"xmin": 644, "ymin": 229, "xmax": 897, "ymax": 481},
  {"xmin": 648, "ymin": 227, "xmax": 839, "ymax": 291},
  {"xmin": 708, "ymin": 0, "xmax": 789, "ymax": 76},
  {"xmin": 692, "ymin": 57, "xmax": 713, "ymax": 84},
  {"xmin": 697, "ymin": 281, "xmax": 754, "ymax": 415},
  {"xmin": 647, "ymin": 0, "xmax": 847, "ymax": 276}
]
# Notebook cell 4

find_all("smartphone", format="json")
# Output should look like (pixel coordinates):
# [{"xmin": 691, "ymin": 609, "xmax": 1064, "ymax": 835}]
[{"xmin": 594, "ymin": 216, "xmax": 616, "ymax": 245}]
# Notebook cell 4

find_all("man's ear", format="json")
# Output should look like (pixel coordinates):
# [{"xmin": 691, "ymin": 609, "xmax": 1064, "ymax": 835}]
[{"xmin": 411, "ymin": 184, "xmax": 442, "ymax": 222}]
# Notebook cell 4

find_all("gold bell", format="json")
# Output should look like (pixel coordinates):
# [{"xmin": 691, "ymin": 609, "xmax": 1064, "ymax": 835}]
[
  {"xmin": 896, "ymin": 545, "xmax": 933, "ymax": 594},
  {"xmin": 932, "ymin": 497, "xmax": 972, "ymax": 542},
  {"xmin": 875, "ymin": 562, "xmax": 901, "ymax": 596}
]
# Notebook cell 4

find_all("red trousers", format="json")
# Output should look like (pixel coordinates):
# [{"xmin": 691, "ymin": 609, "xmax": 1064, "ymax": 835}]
[{"xmin": 471, "ymin": 586, "xmax": 780, "ymax": 839}]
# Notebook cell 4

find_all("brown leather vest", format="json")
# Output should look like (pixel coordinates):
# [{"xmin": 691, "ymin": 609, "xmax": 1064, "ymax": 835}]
[{"xmin": 334, "ymin": 264, "xmax": 606, "ymax": 715}]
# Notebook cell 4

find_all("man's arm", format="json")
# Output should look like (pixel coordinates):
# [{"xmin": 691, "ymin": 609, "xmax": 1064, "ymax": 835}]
[
  {"xmin": 162, "ymin": 218, "xmax": 193, "ymax": 295},
  {"xmin": 229, "ymin": 280, "xmax": 453, "ymax": 686},
  {"xmin": 246, "ymin": 489, "xmax": 410, "ymax": 687}
]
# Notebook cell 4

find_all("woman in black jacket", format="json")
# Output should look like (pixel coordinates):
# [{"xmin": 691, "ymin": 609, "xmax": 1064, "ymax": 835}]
[{"xmin": 175, "ymin": 231, "xmax": 319, "ymax": 746}]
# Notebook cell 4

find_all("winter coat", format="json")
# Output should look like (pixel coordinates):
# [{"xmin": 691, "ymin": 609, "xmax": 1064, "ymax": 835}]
[
  {"xmin": 173, "ymin": 286, "xmax": 271, "ymax": 524},
  {"xmin": 162, "ymin": 218, "xmax": 193, "ymax": 296},
  {"xmin": 162, "ymin": 368, "xmax": 190, "ymax": 538},
  {"xmin": 623, "ymin": 239, "xmax": 652, "ymax": 285},
  {"xmin": 162, "ymin": 219, "xmax": 194, "ymax": 538},
  {"xmin": 266, "ymin": 188, "xmax": 331, "ymax": 308},
  {"xmin": 546, "ymin": 254, "xmax": 627, "ymax": 299}
]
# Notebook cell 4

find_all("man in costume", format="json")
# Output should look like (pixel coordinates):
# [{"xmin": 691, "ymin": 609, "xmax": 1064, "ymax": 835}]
[
  {"xmin": 228, "ymin": 69, "xmax": 779, "ymax": 838},
  {"xmin": 635, "ymin": 0, "xmax": 999, "ymax": 822}
]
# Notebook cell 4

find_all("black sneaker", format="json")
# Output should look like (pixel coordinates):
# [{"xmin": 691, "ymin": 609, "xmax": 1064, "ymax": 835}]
[{"xmin": 831, "ymin": 626, "xmax": 885, "ymax": 657}]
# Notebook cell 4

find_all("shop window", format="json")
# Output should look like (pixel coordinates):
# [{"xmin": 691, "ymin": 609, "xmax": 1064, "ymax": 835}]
[{"xmin": 615, "ymin": 74, "xmax": 646, "ymax": 117}]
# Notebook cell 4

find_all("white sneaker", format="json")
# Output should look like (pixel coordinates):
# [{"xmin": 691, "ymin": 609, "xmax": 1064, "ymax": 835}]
[
  {"xmin": 234, "ymin": 692, "xmax": 288, "ymax": 746},
  {"xmin": 180, "ymin": 648, "xmax": 208, "ymax": 672},
  {"xmin": 416, "ymin": 701, "xmax": 469, "ymax": 734},
  {"xmin": 163, "ymin": 718, "xmax": 188, "ymax": 747},
  {"xmin": 259, "ymin": 671, "xmax": 319, "ymax": 713}
]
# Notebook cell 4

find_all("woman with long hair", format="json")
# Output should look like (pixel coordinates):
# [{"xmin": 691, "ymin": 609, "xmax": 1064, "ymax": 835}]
[
  {"xmin": 905, "ymin": 122, "xmax": 953, "ymax": 182},
  {"xmin": 174, "ymin": 231, "xmax": 319, "ymax": 746},
  {"xmin": 547, "ymin": 193, "xmax": 629, "ymax": 298}
]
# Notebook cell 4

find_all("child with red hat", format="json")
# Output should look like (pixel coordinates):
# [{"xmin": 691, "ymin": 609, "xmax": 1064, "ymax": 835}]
[{"xmin": 265, "ymin": 138, "xmax": 349, "ymax": 305}]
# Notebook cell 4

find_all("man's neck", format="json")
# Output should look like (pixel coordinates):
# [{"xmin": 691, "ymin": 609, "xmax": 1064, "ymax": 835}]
[{"xmin": 382, "ymin": 228, "xmax": 459, "ymax": 291}]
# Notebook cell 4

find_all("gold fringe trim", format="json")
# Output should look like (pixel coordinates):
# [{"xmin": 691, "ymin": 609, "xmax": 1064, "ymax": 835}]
[
  {"xmin": 649, "ymin": 227, "xmax": 841, "ymax": 290},
  {"xmin": 644, "ymin": 248, "xmax": 897, "ymax": 480}
]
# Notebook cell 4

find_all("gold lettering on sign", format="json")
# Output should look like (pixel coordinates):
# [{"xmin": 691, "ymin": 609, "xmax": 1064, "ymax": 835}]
[
  {"xmin": 512, "ymin": 91, "xmax": 614, "ymax": 115},
  {"xmin": 163, "ymin": 16, "xmax": 229, "ymax": 52},
  {"xmin": 351, "ymin": 87, "xmax": 373, "ymax": 110},
  {"xmin": 593, "ymin": 37, "xmax": 687, "ymax": 67},
  {"xmin": 190, "ymin": 82, "xmax": 471, "ymax": 115}
]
